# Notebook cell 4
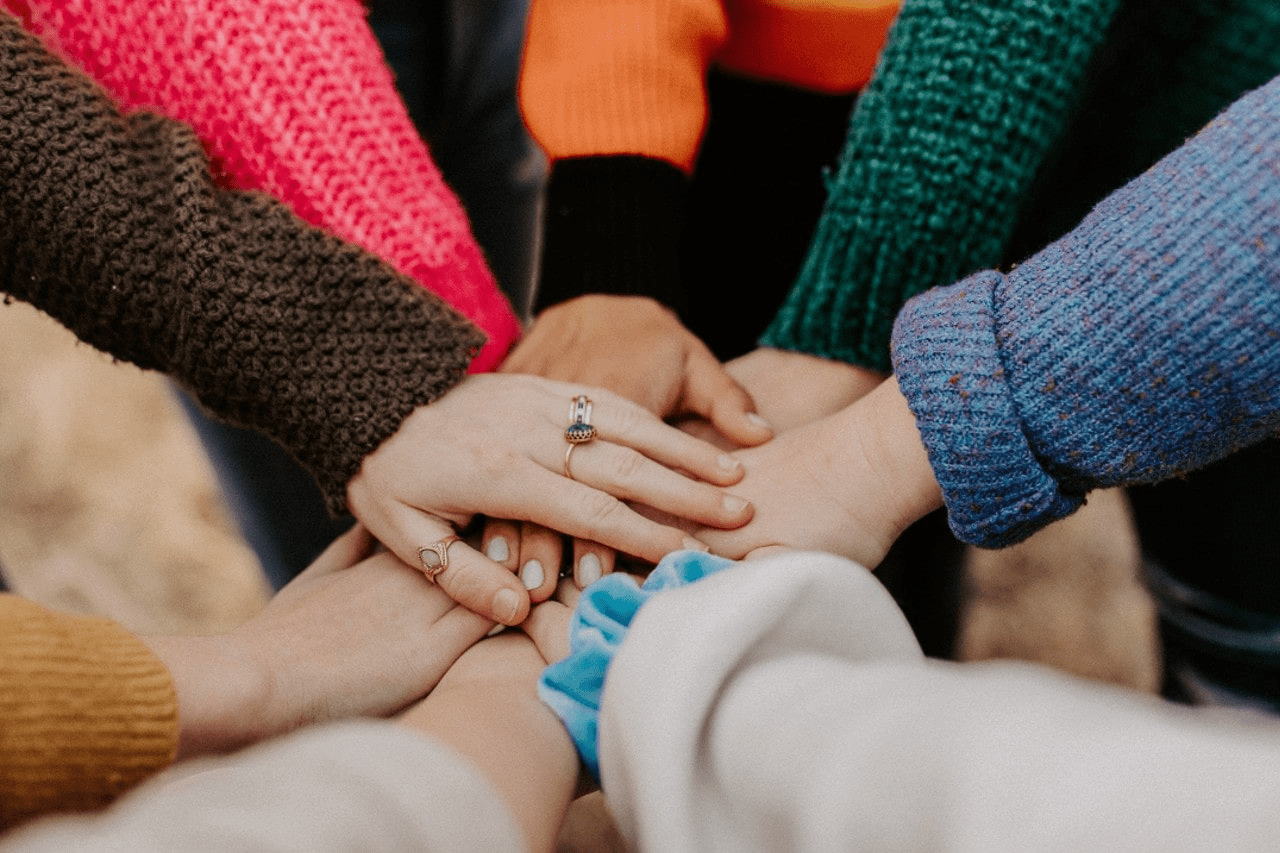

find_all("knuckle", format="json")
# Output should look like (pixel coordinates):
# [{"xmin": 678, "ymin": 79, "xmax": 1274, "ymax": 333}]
[
  {"xmin": 573, "ymin": 489, "xmax": 624, "ymax": 541},
  {"xmin": 610, "ymin": 447, "xmax": 647, "ymax": 482}
]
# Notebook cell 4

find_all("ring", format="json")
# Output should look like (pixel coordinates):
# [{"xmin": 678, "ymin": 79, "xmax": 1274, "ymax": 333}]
[
  {"xmin": 564, "ymin": 395, "xmax": 597, "ymax": 444},
  {"xmin": 564, "ymin": 442, "xmax": 578, "ymax": 480},
  {"xmin": 417, "ymin": 534, "xmax": 462, "ymax": 582}
]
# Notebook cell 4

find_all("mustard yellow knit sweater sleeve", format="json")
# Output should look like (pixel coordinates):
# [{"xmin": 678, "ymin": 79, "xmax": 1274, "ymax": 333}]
[{"xmin": 0, "ymin": 596, "xmax": 177, "ymax": 829}]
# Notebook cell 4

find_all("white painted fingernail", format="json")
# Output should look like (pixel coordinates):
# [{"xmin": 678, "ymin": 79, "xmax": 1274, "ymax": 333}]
[
  {"xmin": 722, "ymin": 494, "xmax": 750, "ymax": 514},
  {"xmin": 682, "ymin": 537, "xmax": 710, "ymax": 552},
  {"xmin": 486, "ymin": 536, "xmax": 510, "ymax": 563},
  {"xmin": 577, "ymin": 553, "xmax": 603, "ymax": 586},
  {"xmin": 520, "ymin": 559, "xmax": 545, "ymax": 590},
  {"xmin": 493, "ymin": 588, "xmax": 521, "ymax": 624},
  {"xmin": 719, "ymin": 454, "xmax": 741, "ymax": 472},
  {"xmin": 747, "ymin": 412, "xmax": 772, "ymax": 430}
]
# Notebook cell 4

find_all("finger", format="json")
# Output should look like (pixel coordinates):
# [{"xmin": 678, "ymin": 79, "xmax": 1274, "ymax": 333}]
[
  {"xmin": 518, "ymin": 521, "xmax": 563, "ymax": 603},
  {"xmin": 299, "ymin": 523, "xmax": 373, "ymax": 578},
  {"xmin": 552, "ymin": 576, "xmax": 584, "ymax": 610},
  {"xmin": 521, "ymin": 598, "xmax": 574, "ymax": 663},
  {"xmin": 680, "ymin": 344, "xmax": 774, "ymax": 447},
  {"xmin": 744, "ymin": 545, "xmax": 794, "ymax": 562},
  {"xmin": 517, "ymin": 474, "xmax": 711, "ymax": 565},
  {"xmin": 382, "ymin": 502, "xmax": 531, "ymax": 625},
  {"xmin": 481, "ymin": 518, "xmax": 521, "ymax": 572},
  {"xmin": 571, "ymin": 539, "xmax": 615, "ymax": 588},
  {"xmin": 562, "ymin": 440, "xmax": 754, "ymax": 530},
  {"xmin": 587, "ymin": 390, "xmax": 746, "ymax": 486}
]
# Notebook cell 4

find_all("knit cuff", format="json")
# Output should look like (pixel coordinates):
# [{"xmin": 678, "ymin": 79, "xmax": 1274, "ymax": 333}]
[
  {"xmin": 0, "ymin": 598, "xmax": 177, "ymax": 829},
  {"xmin": 534, "ymin": 156, "xmax": 689, "ymax": 316},
  {"xmin": 891, "ymin": 272, "xmax": 1083, "ymax": 547},
  {"xmin": 538, "ymin": 550, "xmax": 736, "ymax": 780}
]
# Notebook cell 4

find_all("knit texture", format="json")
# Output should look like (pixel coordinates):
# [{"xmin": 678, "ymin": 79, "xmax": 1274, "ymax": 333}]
[
  {"xmin": 0, "ymin": 14, "xmax": 485, "ymax": 514},
  {"xmin": 1008, "ymin": 0, "xmax": 1280, "ymax": 262},
  {"xmin": 521, "ymin": 0, "xmax": 895, "ymax": 173},
  {"xmin": 0, "ymin": 596, "xmax": 177, "ymax": 829},
  {"xmin": 765, "ymin": 0, "xmax": 1122, "ymax": 372},
  {"xmin": 534, "ymin": 156, "xmax": 690, "ymax": 314},
  {"xmin": 892, "ymin": 75, "xmax": 1280, "ymax": 547},
  {"xmin": 4, "ymin": 0, "xmax": 519, "ymax": 372}
]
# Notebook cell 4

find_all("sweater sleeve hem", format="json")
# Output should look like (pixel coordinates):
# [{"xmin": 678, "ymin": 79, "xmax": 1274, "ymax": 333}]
[
  {"xmin": 534, "ymin": 156, "xmax": 689, "ymax": 315},
  {"xmin": 891, "ymin": 271, "xmax": 1083, "ymax": 547}
]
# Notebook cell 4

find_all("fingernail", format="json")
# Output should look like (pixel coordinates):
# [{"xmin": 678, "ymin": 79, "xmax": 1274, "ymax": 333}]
[
  {"xmin": 520, "ymin": 559, "xmax": 545, "ymax": 590},
  {"xmin": 493, "ymin": 588, "xmax": 521, "ymax": 624},
  {"xmin": 747, "ymin": 412, "xmax": 772, "ymax": 431},
  {"xmin": 486, "ymin": 623, "xmax": 506, "ymax": 637},
  {"xmin": 718, "ymin": 454, "xmax": 741, "ymax": 473},
  {"xmin": 577, "ymin": 553, "xmax": 602, "ymax": 586},
  {"xmin": 486, "ymin": 536, "xmax": 510, "ymax": 563},
  {"xmin": 682, "ymin": 537, "xmax": 710, "ymax": 553},
  {"xmin": 722, "ymin": 494, "xmax": 750, "ymax": 514}
]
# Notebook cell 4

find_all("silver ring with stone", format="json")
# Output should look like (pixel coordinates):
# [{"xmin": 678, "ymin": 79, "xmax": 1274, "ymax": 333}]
[{"xmin": 565, "ymin": 395, "xmax": 596, "ymax": 444}]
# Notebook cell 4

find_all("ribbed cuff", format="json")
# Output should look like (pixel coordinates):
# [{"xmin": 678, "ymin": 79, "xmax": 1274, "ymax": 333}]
[
  {"xmin": 534, "ymin": 156, "xmax": 689, "ymax": 315},
  {"xmin": 0, "ymin": 599, "xmax": 177, "ymax": 828},
  {"xmin": 891, "ymin": 272, "xmax": 1083, "ymax": 547}
]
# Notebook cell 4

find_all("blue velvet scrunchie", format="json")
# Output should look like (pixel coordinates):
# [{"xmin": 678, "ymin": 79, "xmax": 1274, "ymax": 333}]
[{"xmin": 537, "ymin": 549, "xmax": 736, "ymax": 779}]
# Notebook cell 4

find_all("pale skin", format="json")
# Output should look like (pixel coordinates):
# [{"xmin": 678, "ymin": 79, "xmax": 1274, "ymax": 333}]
[
  {"xmin": 695, "ymin": 377, "xmax": 943, "ymax": 566},
  {"xmin": 489, "ymin": 296, "xmax": 888, "ymax": 592},
  {"xmin": 347, "ymin": 372, "xmax": 753, "ymax": 626},
  {"xmin": 487, "ymin": 294, "xmax": 774, "ymax": 598},
  {"xmin": 143, "ymin": 525, "xmax": 494, "ymax": 759}
]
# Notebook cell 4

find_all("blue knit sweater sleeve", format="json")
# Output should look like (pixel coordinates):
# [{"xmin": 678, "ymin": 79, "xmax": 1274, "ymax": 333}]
[{"xmin": 891, "ymin": 74, "xmax": 1280, "ymax": 549}]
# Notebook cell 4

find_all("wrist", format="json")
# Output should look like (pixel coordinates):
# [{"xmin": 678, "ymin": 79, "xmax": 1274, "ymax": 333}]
[
  {"xmin": 838, "ymin": 377, "xmax": 942, "ymax": 541},
  {"xmin": 142, "ymin": 633, "xmax": 272, "ymax": 758}
]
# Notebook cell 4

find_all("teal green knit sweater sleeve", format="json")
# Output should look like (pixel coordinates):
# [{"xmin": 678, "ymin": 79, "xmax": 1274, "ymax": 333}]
[{"xmin": 761, "ymin": 0, "xmax": 1122, "ymax": 373}]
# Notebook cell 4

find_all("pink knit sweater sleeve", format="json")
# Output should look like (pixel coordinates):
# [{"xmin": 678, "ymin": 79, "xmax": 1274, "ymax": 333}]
[{"xmin": 8, "ymin": 0, "xmax": 520, "ymax": 372}]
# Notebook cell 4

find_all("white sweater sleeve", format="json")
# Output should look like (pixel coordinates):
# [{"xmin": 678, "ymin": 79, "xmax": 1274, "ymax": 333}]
[
  {"xmin": 599, "ymin": 552, "xmax": 1280, "ymax": 852},
  {"xmin": 0, "ymin": 721, "xmax": 524, "ymax": 853}
]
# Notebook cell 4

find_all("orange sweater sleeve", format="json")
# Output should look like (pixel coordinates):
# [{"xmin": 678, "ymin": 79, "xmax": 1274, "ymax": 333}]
[
  {"xmin": 520, "ymin": 0, "xmax": 728, "ymax": 172},
  {"xmin": 0, "ymin": 596, "xmax": 177, "ymax": 829}
]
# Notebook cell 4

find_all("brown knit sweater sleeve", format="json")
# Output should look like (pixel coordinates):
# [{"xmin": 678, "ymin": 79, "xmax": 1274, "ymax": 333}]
[
  {"xmin": 0, "ymin": 596, "xmax": 177, "ymax": 829},
  {"xmin": 0, "ymin": 14, "xmax": 485, "ymax": 512}
]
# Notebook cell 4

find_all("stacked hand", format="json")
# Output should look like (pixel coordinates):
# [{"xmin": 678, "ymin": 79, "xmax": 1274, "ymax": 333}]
[
  {"xmin": 486, "ymin": 295, "xmax": 773, "ymax": 598},
  {"xmin": 347, "ymin": 372, "xmax": 754, "ymax": 625}
]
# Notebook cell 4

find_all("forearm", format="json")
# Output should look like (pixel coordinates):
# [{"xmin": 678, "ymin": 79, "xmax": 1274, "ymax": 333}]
[
  {"xmin": 892, "ymin": 73, "xmax": 1280, "ymax": 547},
  {"xmin": 10, "ymin": 0, "xmax": 520, "ymax": 370},
  {"xmin": 0, "ymin": 15, "xmax": 484, "ymax": 511},
  {"xmin": 521, "ymin": 0, "xmax": 727, "ymax": 313},
  {"xmin": 400, "ymin": 637, "xmax": 579, "ymax": 853},
  {"xmin": 764, "ymin": 0, "xmax": 1122, "ymax": 372}
]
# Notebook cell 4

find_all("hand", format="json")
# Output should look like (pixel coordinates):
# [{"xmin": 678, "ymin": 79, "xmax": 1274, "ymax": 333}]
[
  {"xmin": 675, "ymin": 347, "xmax": 887, "ymax": 453},
  {"xmin": 144, "ymin": 525, "xmax": 494, "ymax": 758},
  {"xmin": 398, "ymin": 629, "xmax": 580, "ymax": 853},
  {"xmin": 725, "ymin": 347, "xmax": 886, "ymax": 433},
  {"xmin": 695, "ymin": 379, "xmax": 942, "ymax": 567},
  {"xmin": 347, "ymin": 374, "xmax": 753, "ymax": 625},
  {"xmin": 503, "ymin": 295, "xmax": 773, "ymax": 445},
  {"xmin": 494, "ymin": 296, "xmax": 772, "ymax": 596}
]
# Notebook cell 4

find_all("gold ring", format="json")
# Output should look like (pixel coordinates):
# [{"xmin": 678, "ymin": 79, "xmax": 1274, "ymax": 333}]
[
  {"xmin": 417, "ymin": 534, "xmax": 463, "ymax": 582},
  {"xmin": 564, "ymin": 442, "xmax": 578, "ymax": 480}
]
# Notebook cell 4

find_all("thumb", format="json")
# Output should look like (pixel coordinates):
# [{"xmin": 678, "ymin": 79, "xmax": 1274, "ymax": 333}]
[{"xmin": 681, "ymin": 345, "xmax": 773, "ymax": 447}]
